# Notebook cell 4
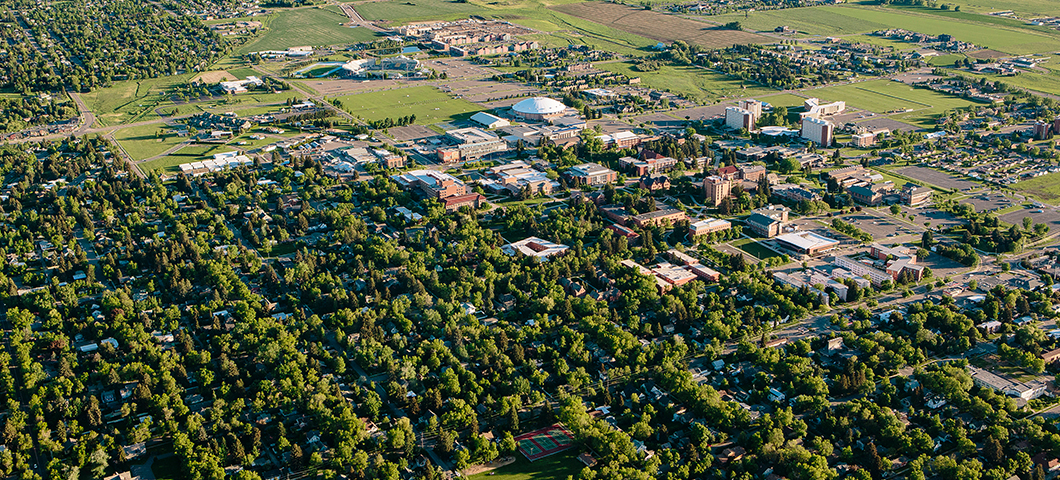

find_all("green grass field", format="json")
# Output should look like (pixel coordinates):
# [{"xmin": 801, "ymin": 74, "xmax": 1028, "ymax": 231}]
[
  {"xmin": 711, "ymin": 5, "xmax": 1060, "ymax": 54},
  {"xmin": 806, "ymin": 79, "xmax": 982, "ymax": 127},
  {"xmin": 238, "ymin": 7, "xmax": 380, "ymax": 54},
  {"xmin": 467, "ymin": 451, "xmax": 583, "ymax": 480},
  {"xmin": 80, "ymin": 75, "xmax": 196, "ymax": 127},
  {"xmin": 596, "ymin": 61, "xmax": 775, "ymax": 104},
  {"xmin": 113, "ymin": 124, "xmax": 188, "ymax": 161},
  {"xmin": 139, "ymin": 156, "xmax": 193, "ymax": 174},
  {"xmin": 356, "ymin": 0, "xmax": 489, "ymax": 23},
  {"xmin": 710, "ymin": 6, "xmax": 890, "ymax": 35},
  {"xmin": 960, "ymin": 68, "xmax": 1060, "ymax": 98},
  {"xmin": 935, "ymin": 0, "xmax": 1060, "ymax": 17},
  {"xmin": 731, "ymin": 238, "xmax": 781, "ymax": 259},
  {"xmin": 757, "ymin": 93, "xmax": 809, "ymax": 109},
  {"xmin": 337, "ymin": 86, "xmax": 482, "ymax": 124},
  {"xmin": 1012, "ymin": 172, "xmax": 1060, "ymax": 204}
]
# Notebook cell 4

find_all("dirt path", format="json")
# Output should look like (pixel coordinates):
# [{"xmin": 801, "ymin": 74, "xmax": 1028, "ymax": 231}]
[{"xmin": 461, "ymin": 456, "xmax": 516, "ymax": 476}]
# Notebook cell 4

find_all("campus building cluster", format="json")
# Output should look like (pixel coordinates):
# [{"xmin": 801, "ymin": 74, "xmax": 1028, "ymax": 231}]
[{"xmin": 390, "ymin": 170, "xmax": 485, "ymax": 212}]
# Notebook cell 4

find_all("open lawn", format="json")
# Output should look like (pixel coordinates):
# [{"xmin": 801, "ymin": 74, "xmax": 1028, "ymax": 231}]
[
  {"xmin": 596, "ymin": 61, "xmax": 775, "ymax": 104},
  {"xmin": 139, "ymin": 156, "xmax": 193, "ymax": 174},
  {"xmin": 112, "ymin": 124, "xmax": 187, "ymax": 161},
  {"xmin": 1012, "ymin": 171, "xmax": 1060, "ymax": 205},
  {"xmin": 757, "ymin": 93, "xmax": 808, "ymax": 109},
  {"xmin": 467, "ymin": 450, "xmax": 583, "ymax": 480},
  {"xmin": 356, "ymin": 0, "xmax": 490, "ymax": 24},
  {"xmin": 806, "ymin": 79, "xmax": 983, "ymax": 128},
  {"xmin": 336, "ymin": 86, "xmax": 482, "ymax": 124},
  {"xmin": 732, "ymin": 238, "xmax": 781, "ymax": 259},
  {"xmin": 238, "ymin": 7, "xmax": 379, "ymax": 54},
  {"xmin": 80, "ymin": 75, "xmax": 194, "ymax": 127}
]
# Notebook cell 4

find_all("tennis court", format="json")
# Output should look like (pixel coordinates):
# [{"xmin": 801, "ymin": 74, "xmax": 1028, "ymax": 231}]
[{"xmin": 514, "ymin": 424, "xmax": 575, "ymax": 462}]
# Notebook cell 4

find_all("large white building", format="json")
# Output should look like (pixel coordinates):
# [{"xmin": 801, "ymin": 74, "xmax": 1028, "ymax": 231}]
[
  {"xmin": 800, "ymin": 97, "xmax": 845, "ymax": 119},
  {"xmin": 219, "ymin": 76, "xmax": 263, "ymax": 94},
  {"xmin": 511, "ymin": 97, "xmax": 569, "ymax": 121},
  {"xmin": 801, "ymin": 116, "xmax": 834, "ymax": 146}
]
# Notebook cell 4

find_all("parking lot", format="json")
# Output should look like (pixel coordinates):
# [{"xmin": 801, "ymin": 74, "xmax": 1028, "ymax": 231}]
[
  {"xmin": 897, "ymin": 166, "xmax": 979, "ymax": 191},
  {"xmin": 837, "ymin": 213, "xmax": 912, "ymax": 240},
  {"xmin": 907, "ymin": 207, "xmax": 966, "ymax": 231},
  {"xmin": 389, "ymin": 125, "xmax": 439, "ymax": 142},
  {"xmin": 1000, "ymin": 205, "xmax": 1060, "ymax": 230},
  {"xmin": 961, "ymin": 191, "xmax": 1015, "ymax": 213}
]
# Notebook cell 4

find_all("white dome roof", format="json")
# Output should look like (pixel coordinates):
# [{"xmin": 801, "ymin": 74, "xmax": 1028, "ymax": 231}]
[{"xmin": 512, "ymin": 97, "xmax": 567, "ymax": 115}]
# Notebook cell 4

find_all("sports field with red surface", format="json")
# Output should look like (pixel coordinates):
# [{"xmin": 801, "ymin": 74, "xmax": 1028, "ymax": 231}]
[{"xmin": 514, "ymin": 424, "xmax": 575, "ymax": 462}]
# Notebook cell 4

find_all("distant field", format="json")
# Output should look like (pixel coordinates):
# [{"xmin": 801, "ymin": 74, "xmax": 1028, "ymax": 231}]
[
  {"xmin": 807, "ymin": 79, "xmax": 982, "ymax": 128},
  {"xmin": 709, "ymin": 7, "xmax": 889, "ymax": 35},
  {"xmin": 238, "ymin": 7, "xmax": 379, "ymax": 54},
  {"xmin": 710, "ymin": 5, "xmax": 1060, "ymax": 54},
  {"xmin": 937, "ymin": 0, "xmax": 1060, "ymax": 17},
  {"xmin": 112, "ymin": 124, "xmax": 187, "ymax": 161},
  {"xmin": 356, "ymin": 0, "xmax": 489, "ymax": 24},
  {"xmin": 552, "ymin": 2, "xmax": 767, "ymax": 47},
  {"xmin": 1012, "ymin": 172, "xmax": 1060, "ymax": 204},
  {"xmin": 961, "ymin": 69, "xmax": 1060, "ymax": 98},
  {"xmin": 757, "ymin": 93, "xmax": 808, "ymax": 110},
  {"xmin": 336, "ymin": 86, "xmax": 481, "ymax": 124},
  {"xmin": 596, "ymin": 61, "xmax": 775, "ymax": 104},
  {"xmin": 834, "ymin": 6, "xmax": 1060, "ymax": 55}
]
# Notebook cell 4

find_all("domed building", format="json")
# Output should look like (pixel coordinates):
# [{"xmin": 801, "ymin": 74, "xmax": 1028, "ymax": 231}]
[{"xmin": 511, "ymin": 97, "xmax": 569, "ymax": 121}]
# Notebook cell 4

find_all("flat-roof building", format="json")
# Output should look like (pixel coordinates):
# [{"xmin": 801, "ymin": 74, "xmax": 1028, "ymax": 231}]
[
  {"xmin": 775, "ymin": 231, "xmax": 839, "ymax": 256},
  {"xmin": 690, "ymin": 218, "xmax": 731, "ymax": 236},
  {"xmin": 565, "ymin": 163, "xmax": 616, "ymax": 186},
  {"xmin": 745, "ymin": 205, "xmax": 789, "ymax": 238},
  {"xmin": 471, "ymin": 112, "xmax": 510, "ymax": 129},
  {"xmin": 900, "ymin": 182, "xmax": 932, "ymax": 206},
  {"xmin": 632, "ymin": 209, "xmax": 687, "ymax": 228},
  {"xmin": 391, "ymin": 170, "xmax": 467, "ymax": 199},
  {"xmin": 439, "ymin": 127, "xmax": 508, "ymax": 162},
  {"xmin": 502, "ymin": 237, "xmax": 570, "ymax": 261}
]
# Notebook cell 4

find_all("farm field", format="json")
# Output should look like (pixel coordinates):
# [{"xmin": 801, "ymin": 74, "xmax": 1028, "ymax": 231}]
[
  {"xmin": 1012, "ymin": 172, "xmax": 1060, "ymax": 204},
  {"xmin": 336, "ymin": 86, "xmax": 482, "ymax": 124},
  {"xmin": 355, "ymin": 0, "xmax": 490, "ymax": 23},
  {"xmin": 112, "ymin": 124, "xmax": 187, "ymax": 161},
  {"xmin": 466, "ymin": 450, "xmax": 582, "ymax": 480},
  {"xmin": 934, "ymin": 0, "xmax": 1060, "ymax": 17},
  {"xmin": 806, "ymin": 79, "xmax": 982, "ymax": 128},
  {"xmin": 711, "ymin": 5, "xmax": 1060, "ymax": 54},
  {"xmin": 709, "ymin": 7, "xmax": 890, "ymax": 35},
  {"xmin": 238, "ymin": 7, "xmax": 379, "ymax": 54},
  {"xmin": 596, "ymin": 61, "xmax": 775, "ymax": 104},
  {"xmin": 834, "ymin": 6, "xmax": 1060, "ymax": 55},
  {"xmin": 552, "ymin": 2, "xmax": 768, "ymax": 47}
]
